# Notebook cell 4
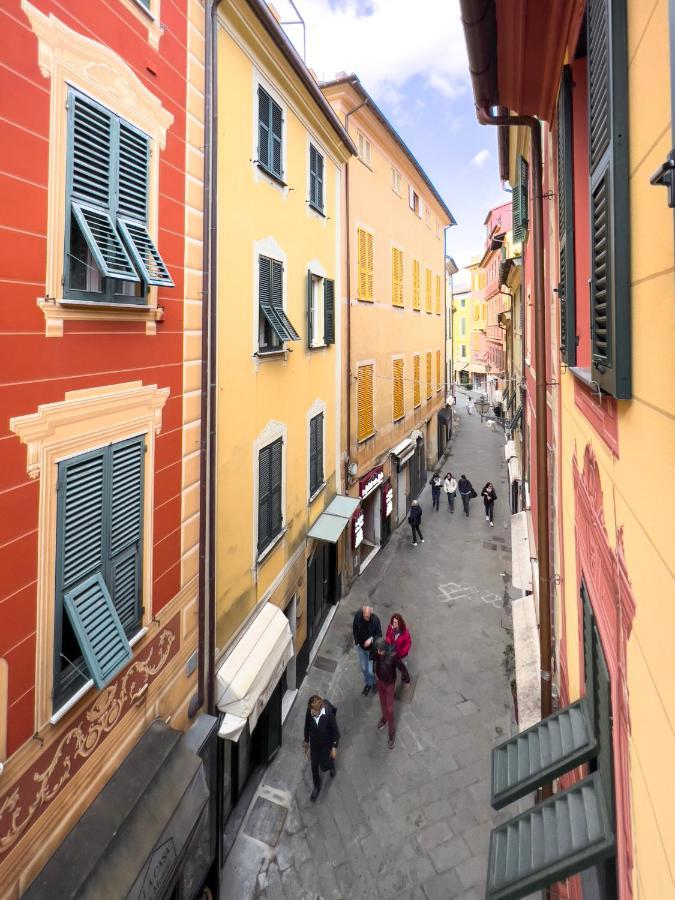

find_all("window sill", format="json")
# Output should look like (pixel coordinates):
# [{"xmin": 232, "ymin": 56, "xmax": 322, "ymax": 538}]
[
  {"xmin": 308, "ymin": 481, "xmax": 327, "ymax": 504},
  {"xmin": 357, "ymin": 157, "xmax": 373, "ymax": 172},
  {"xmin": 49, "ymin": 626, "xmax": 148, "ymax": 725},
  {"xmin": 308, "ymin": 202, "xmax": 326, "ymax": 217},
  {"xmin": 256, "ymin": 162, "xmax": 287, "ymax": 187},
  {"xmin": 569, "ymin": 366, "xmax": 597, "ymax": 390},
  {"xmin": 39, "ymin": 298, "xmax": 163, "ymax": 337},
  {"xmin": 256, "ymin": 348, "xmax": 289, "ymax": 360},
  {"xmin": 357, "ymin": 296, "xmax": 375, "ymax": 303},
  {"xmin": 257, "ymin": 527, "xmax": 287, "ymax": 565},
  {"xmin": 309, "ymin": 341, "xmax": 328, "ymax": 350},
  {"xmin": 357, "ymin": 430, "xmax": 377, "ymax": 446}
]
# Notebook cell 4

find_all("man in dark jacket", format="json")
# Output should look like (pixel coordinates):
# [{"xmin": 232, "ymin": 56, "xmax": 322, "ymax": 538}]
[
  {"xmin": 408, "ymin": 499, "xmax": 423, "ymax": 545},
  {"xmin": 352, "ymin": 606, "xmax": 381, "ymax": 695},
  {"xmin": 304, "ymin": 695, "xmax": 339, "ymax": 801},
  {"xmin": 457, "ymin": 474, "xmax": 476, "ymax": 517},
  {"xmin": 373, "ymin": 638, "xmax": 398, "ymax": 749}
]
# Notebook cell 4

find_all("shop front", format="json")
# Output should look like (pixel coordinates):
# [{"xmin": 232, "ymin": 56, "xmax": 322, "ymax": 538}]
[
  {"xmin": 390, "ymin": 438, "xmax": 415, "ymax": 525},
  {"xmin": 24, "ymin": 716, "xmax": 219, "ymax": 900},
  {"xmin": 408, "ymin": 433, "xmax": 426, "ymax": 502},
  {"xmin": 437, "ymin": 407, "xmax": 452, "ymax": 459},
  {"xmin": 354, "ymin": 465, "xmax": 384, "ymax": 572}
]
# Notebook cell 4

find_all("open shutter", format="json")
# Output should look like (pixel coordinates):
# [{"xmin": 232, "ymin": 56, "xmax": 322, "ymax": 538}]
[
  {"xmin": 260, "ymin": 257, "xmax": 300, "ymax": 342},
  {"xmin": 64, "ymin": 573, "xmax": 132, "ymax": 689},
  {"xmin": 258, "ymin": 87, "xmax": 271, "ymax": 171},
  {"xmin": 557, "ymin": 66, "xmax": 577, "ymax": 365},
  {"xmin": 324, "ymin": 278, "xmax": 335, "ymax": 344},
  {"xmin": 67, "ymin": 91, "xmax": 139, "ymax": 283},
  {"xmin": 118, "ymin": 219, "xmax": 174, "ymax": 287},
  {"xmin": 270, "ymin": 438, "xmax": 283, "ymax": 535},
  {"xmin": 307, "ymin": 269, "xmax": 314, "ymax": 348},
  {"xmin": 108, "ymin": 436, "xmax": 144, "ymax": 635},
  {"xmin": 593, "ymin": 626, "xmax": 614, "ymax": 822},
  {"xmin": 587, "ymin": 0, "xmax": 631, "ymax": 398},
  {"xmin": 512, "ymin": 156, "xmax": 529, "ymax": 243}
]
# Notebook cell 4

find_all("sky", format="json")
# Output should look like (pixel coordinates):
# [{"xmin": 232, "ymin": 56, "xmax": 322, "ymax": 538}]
[{"xmin": 272, "ymin": 0, "xmax": 512, "ymax": 287}]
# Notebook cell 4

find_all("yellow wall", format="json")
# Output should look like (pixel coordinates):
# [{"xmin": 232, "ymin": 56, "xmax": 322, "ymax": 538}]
[
  {"xmin": 215, "ymin": 3, "xmax": 350, "ymax": 653},
  {"xmin": 323, "ymin": 83, "xmax": 450, "ymax": 474},
  {"xmin": 452, "ymin": 289, "xmax": 471, "ymax": 375},
  {"xmin": 558, "ymin": 1, "xmax": 675, "ymax": 895}
]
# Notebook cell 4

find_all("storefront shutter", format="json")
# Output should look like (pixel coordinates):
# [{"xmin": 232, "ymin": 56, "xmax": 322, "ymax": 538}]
[
  {"xmin": 413, "ymin": 355, "xmax": 421, "ymax": 406},
  {"xmin": 108, "ymin": 436, "xmax": 144, "ymax": 635},
  {"xmin": 557, "ymin": 66, "xmax": 576, "ymax": 365},
  {"xmin": 357, "ymin": 365, "xmax": 374, "ymax": 441},
  {"xmin": 392, "ymin": 358, "xmax": 404, "ymax": 420},
  {"xmin": 587, "ymin": 0, "xmax": 631, "ymax": 398},
  {"xmin": 512, "ymin": 155, "xmax": 529, "ymax": 243},
  {"xmin": 323, "ymin": 278, "xmax": 335, "ymax": 344}
]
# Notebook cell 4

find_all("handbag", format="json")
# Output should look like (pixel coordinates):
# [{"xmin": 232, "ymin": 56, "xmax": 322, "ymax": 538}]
[{"xmin": 470, "ymin": 488, "xmax": 477, "ymax": 499}]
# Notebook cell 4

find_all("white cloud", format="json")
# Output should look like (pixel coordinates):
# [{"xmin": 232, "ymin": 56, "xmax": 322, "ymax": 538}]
[
  {"xmin": 471, "ymin": 149, "xmax": 491, "ymax": 168},
  {"xmin": 275, "ymin": 0, "xmax": 470, "ymax": 102}
]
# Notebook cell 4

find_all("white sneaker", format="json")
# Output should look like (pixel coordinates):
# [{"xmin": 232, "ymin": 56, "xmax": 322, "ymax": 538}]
[
  {"xmin": 420, "ymin": 539, "xmax": 425, "ymax": 543},
  {"xmin": 412, "ymin": 542, "xmax": 417, "ymax": 546},
  {"xmin": 486, "ymin": 515, "xmax": 489, "ymax": 521},
  {"xmin": 490, "ymin": 522, "xmax": 494, "ymax": 527}
]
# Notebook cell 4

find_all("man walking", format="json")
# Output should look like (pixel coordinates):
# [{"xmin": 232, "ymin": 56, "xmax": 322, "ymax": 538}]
[
  {"xmin": 430, "ymin": 473, "xmax": 442, "ymax": 510},
  {"xmin": 303, "ymin": 695, "xmax": 339, "ymax": 802},
  {"xmin": 458, "ymin": 474, "xmax": 476, "ymax": 517},
  {"xmin": 408, "ymin": 499, "xmax": 424, "ymax": 545},
  {"xmin": 373, "ymin": 638, "xmax": 398, "ymax": 749},
  {"xmin": 352, "ymin": 606, "xmax": 381, "ymax": 695}
]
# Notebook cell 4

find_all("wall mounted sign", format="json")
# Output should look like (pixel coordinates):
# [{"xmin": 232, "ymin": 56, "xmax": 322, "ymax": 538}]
[
  {"xmin": 382, "ymin": 483, "xmax": 393, "ymax": 517},
  {"xmin": 359, "ymin": 466, "xmax": 383, "ymax": 499},
  {"xmin": 352, "ymin": 511, "xmax": 364, "ymax": 549}
]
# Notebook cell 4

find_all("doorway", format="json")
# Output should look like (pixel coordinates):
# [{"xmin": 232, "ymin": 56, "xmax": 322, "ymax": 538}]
[
  {"xmin": 397, "ymin": 465, "xmax": 407, "ymax": 525},
  {"xmin": 306, "ymin": 543, "xmax": 336, "ymax": 647}
]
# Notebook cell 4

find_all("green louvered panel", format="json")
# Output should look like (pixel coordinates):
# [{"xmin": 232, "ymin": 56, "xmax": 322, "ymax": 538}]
[
  {"xmin": 270, "ymin": 438, "xmax": 283, "ymax": 534},
  {"xmin": 258, "ymin": 443, "xmax": 272, "ymax": 551},
  {"xmin": 258, "ymin": 86, "xmax": 271, "ymax": 170},
  {"xmin": 110, "ymin": 436, "xmax": 144, "ymax": 557},
  {"xmin": 260, "ymin": 304, "xmax": 300, "ymax": 342},
  {"xmin": 118, "ymin": 121, "xmax": 150, "ymax": 222},
  {"xmin": 59, "ymin": 450, "xmax": 106, "ymax": 591},
  {"xmin": 72, "ymin": 202, "xmax": 139, "ymax": 281},
  {"xmin": 70, "ymin": 91, "xmax": 113, "ymax": 208},
  {"xmin": 324, "ymin": 278, "xmax": 335, "ymax": 344},
  {"xmin": 491, "ymin": 699, "xmax": 597, "ymax": 809},
  {"xmin": 270, "ymin": 99, "xmax": 283, "ymax": 177},
  {"xmin": 64, "ymin": 573, "xmax": 132, "ymax": 689},
  {"xmin": 486, "ymin": 773, "xmax": 615, "ymax": 900},
  {"xmin": 111, "ymin": 545, "xmax": 140, "ymax": 636},
  {"xmin": 270, "ymin": 259, "xmax": 283, "ymax": 307},
  {"xmin": 118, "ymin": 218, "xmax": 174, "ymax": 286}
]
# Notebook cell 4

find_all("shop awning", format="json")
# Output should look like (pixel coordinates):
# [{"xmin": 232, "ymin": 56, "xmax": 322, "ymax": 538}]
[
  {"xmin": 307, "ymin": 494, "xmax": 360, "ymax": 543},
  {"xmin": 216, "ymin": 604, "xmax": 293, "ymax": 734},
  {"xmin": 511, "ymin": 511, "xmax": 533, "ymax": 591},
  {"xmin": 24, "ymin": 719, "xmax": 209, "ymax": 900},
  {"xmin": 218, "ymin": 712, "xmax": 248, "ymax": 742},
  {"xmin": 507, "ymin": 456, "xmax": 521, "ymax": 484},
  {"xmin": 391, "ymin": 438, "xmax": 415, "ymax": 465}
]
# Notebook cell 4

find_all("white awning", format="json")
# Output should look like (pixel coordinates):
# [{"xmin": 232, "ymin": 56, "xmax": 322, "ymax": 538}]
[
  {"xmin": 508, "ymin": 456, "xmax": 521, "ymax": 484},
  {"xmin": 511, "ymin": 511, "xmax": 533, "ymax": 591},
  {"xmin": 504, "ymin": 440, "xmax": 516, "ymax": 461},
  {"xmin": 216, "ymin": 604, "xmax": 293, "ymax": 736},
  {"xmin": 307, "ymin": 494, "xmax": 360, "ymax": 543},
  {"xmin": 391, "ymin": 438, "xmax": 413, "ymax": 457},
  {"xmin": 217, "ymin": 713, "xmax": 247, "ymax": 742}
]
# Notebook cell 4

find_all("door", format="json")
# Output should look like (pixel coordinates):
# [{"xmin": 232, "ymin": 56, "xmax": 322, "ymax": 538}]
[
  {"xmin": 306, "ymin": 548, "xmax": 324, "ymax": 644},
  {"xmin": 397, "ymin": 465, "xmax": 407, "ymax": 525}
]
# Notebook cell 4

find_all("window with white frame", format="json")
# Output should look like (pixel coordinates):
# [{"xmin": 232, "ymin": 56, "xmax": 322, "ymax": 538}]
[
  {"xmin": 309, "ymin": 413, "xmax": 324, "ymax": 496},
  {"xmin": 391, "ymin": 167, "xmax": 401, "ymax": 194},
  {"xmin": 258, "ymin": 438, "xmax": 283, "ymax": 553},
  {"xmin": 357, "ymin": 130, "xmax": 372, "ymax": 167},
  {"xmin": 258, "ymin": 255, "xmax": 300, "ymax": 353},
  {"xmin": 307, "ymin": 271, "xmax": 335, "ymax": 348},
  {"xmin": 408, "ymin": 186, "xmax": 420, "ymax": 215}
]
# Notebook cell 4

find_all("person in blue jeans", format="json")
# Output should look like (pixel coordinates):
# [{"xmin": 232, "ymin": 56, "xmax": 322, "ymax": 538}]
[{"xmin": 352, "ymin": 606, "xmax": 382, "ymax": 696}]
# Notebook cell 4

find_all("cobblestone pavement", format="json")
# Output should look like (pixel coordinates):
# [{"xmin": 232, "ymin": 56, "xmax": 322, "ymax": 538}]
[{"xmin": 222, "ymin": 406, "xmax": 517, "ymax": 900}]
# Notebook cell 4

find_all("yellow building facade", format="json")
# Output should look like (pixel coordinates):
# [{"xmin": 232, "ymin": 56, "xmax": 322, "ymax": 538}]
[
  {"xmin": 322, "ymin": 76, "xmax": 454, "ymax": 573},
  {"xmin": 213, "ymin": 0, "xmax": 354, "ymax": 798},
  {"xmin": 452, "ymin": 285, "xmax": 472, "ymax": 385}
]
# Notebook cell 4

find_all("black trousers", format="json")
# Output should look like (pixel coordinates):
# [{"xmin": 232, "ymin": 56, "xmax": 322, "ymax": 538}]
[
  {"xmin": 311, "ymin": 755, "xmax": 334, "ymax": 789},
  {"xmin": 484, "ymin": 499, "xmax": 495, "ymax": 522},
  {"xmin": 410, "ymin": 522, "xmax": 423, "ymax": 542},
  {"xmin": 431, "ymin": 490, "xmax": 440, "ymax": 509}
]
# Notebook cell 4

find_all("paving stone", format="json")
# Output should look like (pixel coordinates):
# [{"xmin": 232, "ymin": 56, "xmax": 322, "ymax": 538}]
[
  {"xmin": 421, "ymin": 868, "xmax": 465, "ymax": 900},
  {"xmin": 428, "ymin": 836, "xmax": 472, "ymax": 874},
  {"xmin": 415, "ymin": 820, "xmax": 453, "ymax": 853},
  {"xmin": 455, "ymin": 854, "xmax": 488, "ymax": 890}
]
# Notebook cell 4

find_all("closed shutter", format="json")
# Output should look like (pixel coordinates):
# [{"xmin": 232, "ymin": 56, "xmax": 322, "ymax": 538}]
[
  {"xmin": 309, "ymin": 145, "xmax": 317, "ymax": 208},
  {"xmin": 366, "ymin": 231, "xmax": 374, "ymax": 299},
  {"xmin": 270, "ymin": 438, "xmax": 283, "ymax": 535},
  {"xmin": 392, "ymin": 247, "xmax": 403, "ymax": 306},
  {"xmin": 67, "ymin": 91, "xmax": 138, "ymax": 282},
  {"xmin": 413, "ymin": 260, "xmax": 421, "ymax": 310},
  {"xmin": 316, "ymin": 414, "xmax": 323, "ymax": 487},
  {"xmin": 258, "ymin": 444, "xmax": 272, "ymax": 551},
  {"xmin": 108, "ymin": 436, "xmax": 144, "ymax": 635},
  {"xmin": 594, "ymin": 629, "xmax": 614, "ymax": 822},
  {"xmin": 309, "ymin": 413, "xmax": 324, "ymax": 494},
  {"xmin": 557, "ymin": 66, "xmax": 576, "ymax": 365},
  {"xmin": 435, "ymin": 274, "xmax": 442, "ymax": 315},
  {"xmin": 587, "ymin": 0, "xmax": 631, "ymax": 398},
  {"xmin": 436, "ymin": 349, "xmax": 441, "ymax": 391},
  {"xmin": 512, "ymin": 155, "xmax": 529, "ymax": 243},
  {"xmin": 357, "ymin": 228, "xmax": 368, "ymax": 300},
  {"xmin": 324, "ymin": 278, "xmax": 335, "ymax": 344},
  {"xmin": 426, "ymin": 352, "xmax": 432, "ymax": 398},
  {"xmin": 357, "ymin": 365, "xmax": 374, "ymax": 441},
  {"xmin": 393, "ymin": 358, "xmax": 404, "ymax": 420},
  {"xmin": 425, "ymin": 268, "xmax": 432, "ymax": 313},
  {"xmin": 258, "ymin": 86, "xmax": 271, "ymax": 170},
  {"xmin": 413, "ymin": 355, "xmax": 421, "ymax": 407}
]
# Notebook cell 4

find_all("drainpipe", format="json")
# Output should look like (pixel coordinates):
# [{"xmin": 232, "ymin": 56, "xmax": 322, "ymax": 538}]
[
  {"xmin": 342, "ymin": 99, "xmax": 367, "ymax": 486},
  {"xmin": 477, "ymin": 107, "xmax": 552, "ymax": 726}
]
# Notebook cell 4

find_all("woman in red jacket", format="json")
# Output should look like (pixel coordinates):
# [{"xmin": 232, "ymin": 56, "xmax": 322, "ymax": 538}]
[{"xmin": 385, "ymin": 613, "xmax": 412, "ymax": 684}]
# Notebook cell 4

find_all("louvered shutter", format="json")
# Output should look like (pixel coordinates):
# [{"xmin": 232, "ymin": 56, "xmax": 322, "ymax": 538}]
[
  {"xmin": 357, "ymin": 365, "xmax": 374, "ymax": 441},
  {"xmin": 316, "ymin": 414, "xmax": 323, "ymax": 485},
  {"xmin": 67, "ymin": 91, "xmax": 138, "ymax": 282},
  {"xmin": 393, "ymin": 358, "xmax": 404, "ymax": 420},
  {"xmin": 593, "ymin": 629, "xmax": 614, "ymax": 821},
  {"xmin": 413, "ymin": 355, "xmax": 421, "ymax": 406},
  {"xmin": 259, "ymin": 256, "xmax": 300, "ymax": 343},
  {"xmin": 258, "ymin": 87, "xmax": 271, "ymax": 171},
  {"xmin": 425, "ymin": 269, "xmax": 432, "ymax": 313},
  {"xmin": 271, "ymin": 100, "xmax": 283, "ymax": 177},
  {"xmin": 392, "ymin": 248, "xmax": 403, "ymax": 306},
  {"xmin": 324, "ymin": 278, "xmax": 335, "ymax": 344},
  {"xmin": 436, "ymin": 350, "xmax": 441, "ymax": 391},
  {"xmin": 587, "ymin": 0, "xmax": 631, "ymax": 398},
  {"xmin": 315, "ymin": 151, "xmax": 324, "ymax": 210},
  {"xmin": 557, "ymin": 66, "xmax": 577, "ymax": 365},
  {"xmin": 258, "ymin": 444, "xmax": 272, "ymax": 551},
  {"xmin": 108, "ymin": 436, "xmax": 144, "ymax": 635},
  {"xmin": 512, "ymin": 155, "xmax": 529, "ymax": 243},
  {"xmin": 307, "ymin": 269, "xmax": 314, "ymax": 347},
  {"xmin": 366, "ymin": 232, "xmax": 374, "ymax": 300},
  {"xmin": 309, "ymin": 416, "xmax": 318, "ymax": 494},
  {"xmin": 413, "ymin": 260, "xmax": 421, "ymax": 310},
  {"xmin": 435, "ymin": 274, "xmax": 442, "ymax": 315},
  {"xmin": 426, "ymin": 352, "xmax": 432, "ymax": 398},
  {"xmin": 357, "ymin": 228, "xmax": 368, "ymax": 299},
  {"xmin": 271, "ymin": 259, "xmax": 283, "ymax": 307},
  {"xmin": 270, "ymin": 438, "xmax": 283, "ymax": 535}
]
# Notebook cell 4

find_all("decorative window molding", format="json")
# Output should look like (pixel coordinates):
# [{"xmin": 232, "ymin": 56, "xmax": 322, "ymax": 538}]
[
  {"xmin": 21, "ymin": 1, "xmax": 173, "ymax": 336},
  {"xmin": 10, "ymin": 381, "xmax": 169, "ymax": 728}
]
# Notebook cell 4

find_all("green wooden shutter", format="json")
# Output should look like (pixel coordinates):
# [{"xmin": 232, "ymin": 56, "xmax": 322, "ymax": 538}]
[
  {"xmin": 324, "ymin": 278, "xmax": 335, "ymax": 345},
  {"xmin": 593, "ymin": 629, "xmax": 614, "ymax": 822},
  {"xmin": 315, "ymin": 413, "xmax": 323, "ymax": 485},
  {"xmin": 309, "ymin": 145, "xmax": 318, "ymax": 209},
  {"xmin": 259, "ymin": 256, "xmax": 300, "ymax": 342},
  {"xmin": 512, "ymin": 155, "xmax": 529, "ymax": 243},
  {"xmin": 108, "ymin": 436, "xmax": 144, "ymax": 635},
  {"xmin": 315, "ymin": 151, "xmax": 324, "ymax": 211},
  {"xmin": 118, "ymin": 121, "xmax": 149, "ymax": 222},
  {"xmin": 258, "ymin": 444, "xmax": 272, "ymax": 551},
  {"xmin": 258, "ymin": 87, "xmax": 271, "ymax": 171},
  {"xmin": 557, "ymin": 66, "xmax": 577, "ymax": 365},
  {"xmin": 271, "ymin": 259, "xmax": 283, "ymax": 307},
  {"xmin": 118, "ymin": 218, "xmax": 174, "ymax": 287},
  {"xmin": 270, "ymin": 438, "xmax": 283, "ymax": 535},
  {"xmin": 271, "ymin": 99, "xmax": 283, "ymax": 178},
  {"xmin": 307, "ymin": 269, "xmax": 314, "ymax": 348},
  {"xmin": 67, "ymin": 90, "xmax": 138, "ymax": 282},
  {"xmin": 309, "ymin": 416, "xmax": 318, "ymax": 494},
  {"xmin": 587, "ymin": 0, "xmax": 631, "ymax": 398}
]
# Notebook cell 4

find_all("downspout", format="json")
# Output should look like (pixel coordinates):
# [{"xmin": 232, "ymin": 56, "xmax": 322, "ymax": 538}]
[
  {"xmin": 342, "ymin": 99, "xmax": 367, "ymax": 485},
  {"xmin": 477, "ymin": 106, "xmax": 552, "ymax": 725}
]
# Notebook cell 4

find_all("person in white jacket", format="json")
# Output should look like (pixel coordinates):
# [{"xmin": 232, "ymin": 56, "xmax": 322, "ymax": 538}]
[{"xmin": 443, "ymin": 472, "xmax": 458, "ymax": 513}]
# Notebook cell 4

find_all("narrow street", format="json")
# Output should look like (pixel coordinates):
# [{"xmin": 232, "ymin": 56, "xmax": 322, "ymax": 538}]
[{"xmin": 223, "ymin": 401, "xmax": 516, "ymax": 900}]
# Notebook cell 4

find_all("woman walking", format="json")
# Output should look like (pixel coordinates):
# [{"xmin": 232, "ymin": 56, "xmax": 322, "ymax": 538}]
[
  {"xmin": 457, "ymin": 474, "xmax": 476, "ymax": 517},
  {"xmin": 408, "ymin": 500, "xmax": 423, "ymax": 545},
  {"xmin": 466, "ymin": 397, "xmax": 474, "ymax": 416},
  {"xmin": 443, "ymin": 472, "xmax": 457, "ymax": 512},
  {"xmin": 481, "ymin": 482, "xmax": 498, "ymax": 526},
  {"xmin": 385, "ymin": 613, "xmax": 412, "ymax": 684},
  {"xmin": 430, "ymin": 473, "xmax": 442, "ymax": 510}
]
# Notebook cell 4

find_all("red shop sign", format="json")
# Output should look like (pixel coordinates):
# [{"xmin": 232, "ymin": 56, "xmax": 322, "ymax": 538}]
[{"xmin": 359, "ymin": 466, "xmax": 384, "ymax": 499}]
